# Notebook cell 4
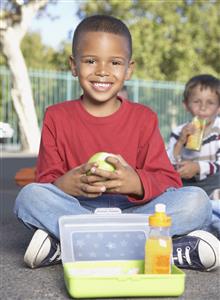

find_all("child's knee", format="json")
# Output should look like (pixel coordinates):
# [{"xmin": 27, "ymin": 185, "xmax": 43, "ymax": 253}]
[
  {"xmin": 191, "ymin": 186, "xmax": 211, "ymax": 207},
  {"xmin": 14, "ymin": 183, "xmax": 42, "ymax": 213},
  {"xmin": 185, "ymin": 186, "xmax": 212, "ymax": 219}
]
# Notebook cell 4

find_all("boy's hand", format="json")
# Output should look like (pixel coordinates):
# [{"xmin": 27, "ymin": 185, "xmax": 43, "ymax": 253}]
[
  {"xmin": 173, "ymin": 123, "xmax": 196, "ymax": 159},
  {"xmin": 178, "ymin": 123, "xmax": 196, "ymax": 145},
  {"xmin": 85, "ymin": 155, "xmax": 144, "ymax": 198},
  {"xmin": 54, "ymin": 162, "xmax": 107, "ymax": 198},
  {"xmin": 177, "ymin": 160, "xmax": 200, "ymax": 179}
]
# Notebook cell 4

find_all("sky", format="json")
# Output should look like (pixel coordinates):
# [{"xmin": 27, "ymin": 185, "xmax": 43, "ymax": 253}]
[{"xmin": 30, "ymin": 0, "xmax": 81, "ymax": 49}]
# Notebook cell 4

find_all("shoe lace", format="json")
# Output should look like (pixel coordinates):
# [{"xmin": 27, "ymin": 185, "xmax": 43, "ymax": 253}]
[
  {"xmin": 49, "ymin": 243, "xmax": 61, "ymax": 262},
  {"xmin": 177, "ymin": 246, "xmax": 192, "ymax": 265}
]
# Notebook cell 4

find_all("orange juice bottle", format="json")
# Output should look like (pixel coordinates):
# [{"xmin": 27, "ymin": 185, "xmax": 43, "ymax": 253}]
[{"xmin": 144, "ymin": 204, "xmax": 172, "ymax": 274}]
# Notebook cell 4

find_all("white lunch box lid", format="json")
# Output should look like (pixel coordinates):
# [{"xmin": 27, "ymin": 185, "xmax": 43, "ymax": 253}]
[{"xmin": 59, "ymin": 208, "xmax": 149, "ymax": 263}]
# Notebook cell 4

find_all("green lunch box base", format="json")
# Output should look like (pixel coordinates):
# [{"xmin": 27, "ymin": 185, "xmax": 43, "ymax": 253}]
[{"xmin": 63, "ymin": 260, "xmax": 185, "ymax": 298}]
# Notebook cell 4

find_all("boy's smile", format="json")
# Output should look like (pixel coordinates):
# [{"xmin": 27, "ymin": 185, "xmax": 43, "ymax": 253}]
[{"xmin": 69, "ymin": 32, "xmax": 134, "ymax": 116}]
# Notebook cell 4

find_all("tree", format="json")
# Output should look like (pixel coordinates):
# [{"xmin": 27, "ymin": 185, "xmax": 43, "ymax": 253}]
[
  {"xmin": 0, "ymin": 0, "xmax": 50, "ymax": 153},
  {"xmin": 21, "ymin": 32, "xmax": 54, "ymax": 70},
  {"xmin": 77, "ymin": 0, "xmax": 220, "ymax": 81},
  {"xmin": 51, "ymin": 41, "xmax": 72, "ymax": 71},
  {"xmin": 21, "ymin": 33, "xmax": 71, "ymax": 71}
]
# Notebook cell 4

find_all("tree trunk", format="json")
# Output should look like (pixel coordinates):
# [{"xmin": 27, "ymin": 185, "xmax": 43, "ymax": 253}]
[
  {"xmin": 0, "ymin": 0, "xmax": 49, "ymax": 154},
  {"xmin": 2, "ymin": 29, "xmax": 40, "ymax": 153}
]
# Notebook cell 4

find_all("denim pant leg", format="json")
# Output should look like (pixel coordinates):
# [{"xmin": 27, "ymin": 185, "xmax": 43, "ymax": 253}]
[
  {"xmin": 207, "ymin": 200, "xmax": 220, "ymax": 239},
  {"xmin": 123, "ymin": 186, "xmax": 212, "ymax": 237},
  {"xmin": 14, "ymin": 183, "xmax": 92, "ymax": 239},
  {"xmin": 14, "ymin": 183, "xmax": 212, "ymax": 240}
]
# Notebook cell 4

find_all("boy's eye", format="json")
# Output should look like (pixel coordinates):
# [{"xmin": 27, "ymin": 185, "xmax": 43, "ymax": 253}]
[
  {"xmin": 207, "ymin": 101, "xmax": 217, "ymax": 106},
  {"xmin": 85, "ymin": 59, "xmax": 95, "ymax": 64},
  {"xmin": 191, "ymin": 99, "xmax": 218, "ymax": 107},
  {"xmin": 191, "ymin": 100, "xmax": 201, "ymax": 106},
  {"xmin": 112, "ymin": 60, "xmax": 122, "ymax": 65}
]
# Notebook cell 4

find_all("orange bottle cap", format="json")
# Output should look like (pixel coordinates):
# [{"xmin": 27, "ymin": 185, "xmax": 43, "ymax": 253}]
[
  {"xmin": 149, "ymin": 204, "xmax": 171, "ymax": 227},
  {"xmin": 149, "ymin": 213, "xmax": 171, "ymax": 227}
]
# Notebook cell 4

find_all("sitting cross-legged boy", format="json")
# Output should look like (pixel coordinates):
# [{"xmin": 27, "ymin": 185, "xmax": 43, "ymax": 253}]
[
  {"xmin": 14, "ymin": 16, "xmax": 220, "ymax": 271},
  {"xmin": 167, "ymin": 74, "xmax": 220, "ymax": 239}
]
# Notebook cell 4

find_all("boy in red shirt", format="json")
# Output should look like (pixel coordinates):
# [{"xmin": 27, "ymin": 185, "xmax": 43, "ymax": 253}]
[{"xmin": 14, "ymin": 15, "xmax": 219, "ymax": 271}]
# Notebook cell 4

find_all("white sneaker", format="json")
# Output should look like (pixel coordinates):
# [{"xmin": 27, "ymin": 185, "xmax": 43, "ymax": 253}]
[
  {"xmin": 173, "ymin": 230, "xmax": 220, "ymax": 271},
  {"xmin": 24, "ymin": 229, "xmax": 61, "ymax": 268}
]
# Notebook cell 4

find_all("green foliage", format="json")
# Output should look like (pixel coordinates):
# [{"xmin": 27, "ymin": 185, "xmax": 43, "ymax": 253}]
[
  {"xmin": 20, "ymin": 32, "xmax": 71, "ymax": 71},
  {"xmin": 77, "ymin": 0, "xmax": 220, "ymax": 81},
  {"xmin": 1, "ymin": 31, "xmax": 71, "ymax": 71},
  {"xmin": 2, "ymin": 0, "xmax": 219, "ymax": 80},
  {"xmin": 21, "ymin": 32, "xmax": 54, "ymax": 69},
  {"xmin": 0, "ymin": 53, "xmax": 7, "ymax": 66},
  {"xmin": 51, "ymin": 41, "xmax": 72, "ymax": 71}
]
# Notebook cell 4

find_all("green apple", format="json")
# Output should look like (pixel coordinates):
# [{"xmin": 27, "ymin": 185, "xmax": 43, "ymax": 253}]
[{"xmin": 87, "ymin": 152, "xmax": 116, "ymax": 172}]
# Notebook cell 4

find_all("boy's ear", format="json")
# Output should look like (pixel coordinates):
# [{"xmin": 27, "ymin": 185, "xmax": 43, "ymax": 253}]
[
  {"xmin": 125, "ymin": 60, "xmax": 135, "ymax": 80},
  {"xmin": 183, "ymin": 99, "xmax": 190, "ymax": 112},
  {"xmin": 69, "ymin": 55, "xmax": 78, "ymax": 77}
]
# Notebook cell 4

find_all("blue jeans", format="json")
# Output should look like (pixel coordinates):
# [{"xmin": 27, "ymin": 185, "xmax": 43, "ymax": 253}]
[
  {"xmin": 209, "ymin": 200, "xmax": 220, "ymax": 239},
  {"xmin": 14, "ymin": 183, "xmax": 212, "ymax": 239}
]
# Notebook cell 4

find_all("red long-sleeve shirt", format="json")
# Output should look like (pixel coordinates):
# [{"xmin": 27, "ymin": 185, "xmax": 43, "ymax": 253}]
[{"xmin": 36, "ymin": 97, "xmax": 182, "ymax": 203}]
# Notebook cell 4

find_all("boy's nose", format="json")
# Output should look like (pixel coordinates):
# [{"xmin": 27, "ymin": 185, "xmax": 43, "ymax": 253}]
[
  {"xmin": 95, "ymin": 63, "xmax": 109, "ymax": 77},
  {"xmin": 200, "ymin": 103, "xmax": 207, "ymax": 110}
]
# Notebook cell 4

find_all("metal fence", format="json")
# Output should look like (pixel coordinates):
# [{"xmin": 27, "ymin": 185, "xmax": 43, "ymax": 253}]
[{"xmin": 0, "ymin": 66, "xmax": 190, "ymax": 150}]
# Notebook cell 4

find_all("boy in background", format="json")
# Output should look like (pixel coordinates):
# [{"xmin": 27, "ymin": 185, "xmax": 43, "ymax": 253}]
[
  {"xmin": 167, "ymin": 74, "xmax": 220, "ymax": 238},
  {"xmin": 14, "ymin": 16, "xmax": 219, "ymax": 271}
]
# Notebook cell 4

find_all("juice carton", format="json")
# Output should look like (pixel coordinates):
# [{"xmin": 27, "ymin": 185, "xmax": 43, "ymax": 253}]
[{"xmin": 185, "ymin": 117, "xmax": 206, "ymax": 151}]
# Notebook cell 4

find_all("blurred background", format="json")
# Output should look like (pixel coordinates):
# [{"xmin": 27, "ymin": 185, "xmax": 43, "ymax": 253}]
[{"xmin": 1, "ymin": 0, "xmax": 220, "ymax": 154}]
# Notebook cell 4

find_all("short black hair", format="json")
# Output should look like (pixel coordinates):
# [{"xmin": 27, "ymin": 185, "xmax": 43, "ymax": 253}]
[
  {"xmin": 72, "ymin": 15, "xmax": 132, "ymax": 58},
  {"xmin": 183, "ymin": 74, "xmax": 220, "ymax": 105}
]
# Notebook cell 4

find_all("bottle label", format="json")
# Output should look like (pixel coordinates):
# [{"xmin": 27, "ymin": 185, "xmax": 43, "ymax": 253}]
[
  {"xmin": 144, "ymin": 237, "xmax": 172, "ymax": 274},
  {"xmin": 155, "ymin": 255, "xmax": 171, "ymax": 273}
]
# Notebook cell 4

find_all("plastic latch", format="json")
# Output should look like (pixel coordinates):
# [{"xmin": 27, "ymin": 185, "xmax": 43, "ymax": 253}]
[{"xmin": 94, "ymin": 208, "xmax": 122, "ymax": 214}]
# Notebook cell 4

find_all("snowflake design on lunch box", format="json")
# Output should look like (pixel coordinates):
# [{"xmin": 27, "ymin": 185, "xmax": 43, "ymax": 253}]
[{"xmin": 72, "ymin": 231, "xmax": 146, "ymax": 261}]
